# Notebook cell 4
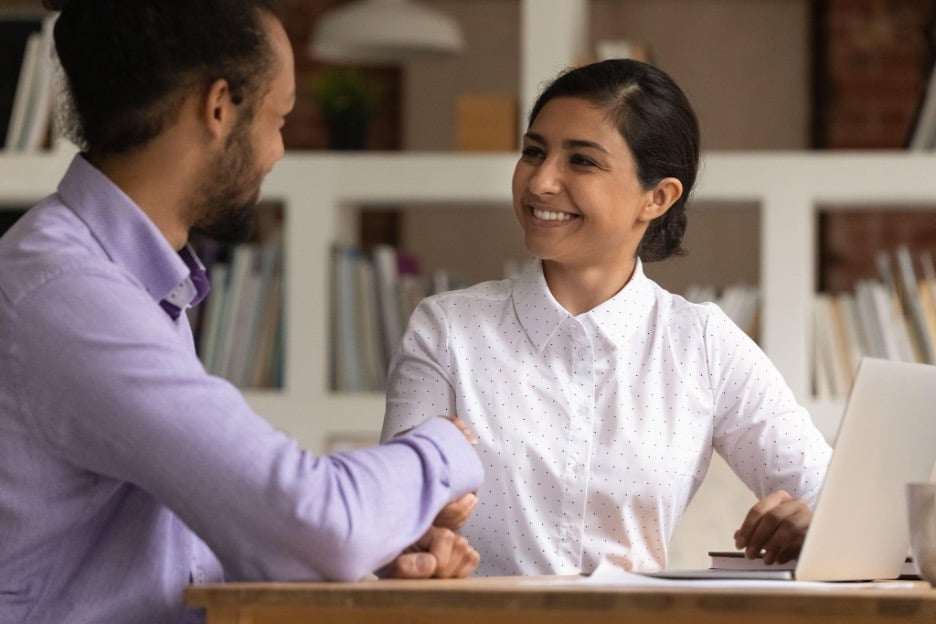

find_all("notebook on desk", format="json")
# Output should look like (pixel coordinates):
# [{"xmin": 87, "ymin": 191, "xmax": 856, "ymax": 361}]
[{"xmin": 648, "ymin": 357, "xmax": 936, "ymax": 582}]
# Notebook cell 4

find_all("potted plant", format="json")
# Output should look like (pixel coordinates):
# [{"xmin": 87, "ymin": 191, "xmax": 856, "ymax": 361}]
[{"xmin": 310, "ymin": 68, "xmax": 379, "ymax": 150}]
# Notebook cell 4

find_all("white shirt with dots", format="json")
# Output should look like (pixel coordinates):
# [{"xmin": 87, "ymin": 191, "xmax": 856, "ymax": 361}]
[{"xmin": 380, "ymin": 260, "xmax": 831, "ymax": 576}]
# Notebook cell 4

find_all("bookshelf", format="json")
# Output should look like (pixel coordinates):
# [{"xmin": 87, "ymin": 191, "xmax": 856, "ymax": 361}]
[
  {"xmin": 247, "ymin": 150, "xmax": 936, "ymax": 450},
  {"xmin": 5, "ymin": 0, "xmax": 936, "ymax": 571}
]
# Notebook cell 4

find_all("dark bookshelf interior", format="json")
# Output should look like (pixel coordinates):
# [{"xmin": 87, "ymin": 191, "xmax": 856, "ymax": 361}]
[
  {"xmin": 0, "ymin": 206, "xmax": 27, "ymax": 236},
  {"xmin": 818, "ymin": 208, "xmax": 936, "ymax": 293}
]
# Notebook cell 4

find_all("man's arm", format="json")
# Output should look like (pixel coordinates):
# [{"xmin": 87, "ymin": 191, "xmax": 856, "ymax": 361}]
[{"xmin": 18, "ymin": 270, "xmax": 484, "ymax": 581}]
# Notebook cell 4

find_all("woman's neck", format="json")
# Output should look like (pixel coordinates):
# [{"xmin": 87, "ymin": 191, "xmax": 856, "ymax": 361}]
[{"xmin": 542, "ymin": 257, "xmax": 637, "ymax": 316}]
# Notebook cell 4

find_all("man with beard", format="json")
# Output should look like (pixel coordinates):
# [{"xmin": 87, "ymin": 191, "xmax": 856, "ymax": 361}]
[{"xmin": 0, "ymin": 2, "xmax": 483, "ymax": 623}]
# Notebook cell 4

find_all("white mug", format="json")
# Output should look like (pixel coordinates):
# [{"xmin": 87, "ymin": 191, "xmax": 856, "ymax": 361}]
[{"xmin": 907, "ymin": 482, "xmax": 936, "ymax": 587}]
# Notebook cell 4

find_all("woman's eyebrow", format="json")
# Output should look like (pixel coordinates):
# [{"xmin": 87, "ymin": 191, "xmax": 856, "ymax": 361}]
[{"xmin": 563, "ymin": 139, "xmax": 609, "ymax": 153}]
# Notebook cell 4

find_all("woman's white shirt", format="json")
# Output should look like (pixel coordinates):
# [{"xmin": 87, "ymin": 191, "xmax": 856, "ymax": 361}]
[{"xmin": 380, "ymin": 260, "xmax": 831, "ymax": 576}]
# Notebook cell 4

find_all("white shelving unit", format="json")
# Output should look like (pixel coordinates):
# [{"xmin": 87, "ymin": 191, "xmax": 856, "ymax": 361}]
[
  {"xmin": 5, "ymin": 150, "xmax": 936, "ymax": 449},
  {"xmin": 261, "ymin": 150, "xmax": 936, "ymax": 450}
]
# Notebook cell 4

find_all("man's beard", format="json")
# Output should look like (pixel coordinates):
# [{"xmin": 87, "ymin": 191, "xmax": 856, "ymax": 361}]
[{"xmin": 189, "ymin": 115, "xmax": 263, "ymax": 244}]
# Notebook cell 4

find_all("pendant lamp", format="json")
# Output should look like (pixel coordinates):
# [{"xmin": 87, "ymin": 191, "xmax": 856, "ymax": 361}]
[{"xmin": 309, "ymin": 0, "xmax": 464, "ymax": 62}]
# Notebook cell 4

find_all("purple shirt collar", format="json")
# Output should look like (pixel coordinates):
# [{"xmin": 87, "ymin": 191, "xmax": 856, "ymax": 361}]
[{"xmin": 58, "ymin": 155, "xmax": 210, "ymax": 316}]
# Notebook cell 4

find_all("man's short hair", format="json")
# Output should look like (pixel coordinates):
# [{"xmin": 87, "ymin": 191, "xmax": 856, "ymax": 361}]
[{"xmin": 44, "ymin": 0, "xmax": 280, "ymax": 159}]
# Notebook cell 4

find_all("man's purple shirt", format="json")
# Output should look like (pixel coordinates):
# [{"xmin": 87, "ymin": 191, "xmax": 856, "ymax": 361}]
[{"xmin": 0, "ymin": 155, "xmax": 483, "ymax": 623}]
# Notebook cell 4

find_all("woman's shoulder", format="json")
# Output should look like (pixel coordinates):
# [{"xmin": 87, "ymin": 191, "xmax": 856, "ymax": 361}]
[
  {"xmin": 421, "ymin": 277, "xmax": 514, "ymax": 311},
  {"xmin": 648, "ymin": 280, "xmax": 723, "ymax": 324}
]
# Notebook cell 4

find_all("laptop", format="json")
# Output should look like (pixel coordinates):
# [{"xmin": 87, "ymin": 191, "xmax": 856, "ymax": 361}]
[{"xmin": 648, "ymin": 357, "xmax": 936, "ymax": 582}]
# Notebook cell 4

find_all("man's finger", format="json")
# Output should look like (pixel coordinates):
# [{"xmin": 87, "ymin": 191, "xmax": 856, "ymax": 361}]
[
  {"xmin": 386, "ymin": 552, "xmax": 438, "ymax": 578},
  {"xmin": 425, "ymin": 528, "xmax": 457, "ymax": 577},
  {"xmin": 451, "ymin": 542, "xmax": 481, "ymax": 578}
]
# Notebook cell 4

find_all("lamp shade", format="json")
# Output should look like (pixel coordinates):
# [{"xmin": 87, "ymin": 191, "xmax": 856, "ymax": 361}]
[{"xmin": 309, "ymin": 0, "xmax": 464, "ymax": 62}]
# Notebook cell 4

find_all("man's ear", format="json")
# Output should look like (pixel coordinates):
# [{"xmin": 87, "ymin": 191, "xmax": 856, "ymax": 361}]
[
  {"xmin": 202, "ymin": 78, "xmax": 236, "ymax": 141},
  {"xmin": 640, "ymin": 177, "xmax": 684, "ymax": 222}
]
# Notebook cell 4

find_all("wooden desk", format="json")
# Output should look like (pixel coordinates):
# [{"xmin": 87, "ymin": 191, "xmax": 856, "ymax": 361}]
[{"xmin": 186, "ymin": 575, "xmax": 936, "ymax": 624}]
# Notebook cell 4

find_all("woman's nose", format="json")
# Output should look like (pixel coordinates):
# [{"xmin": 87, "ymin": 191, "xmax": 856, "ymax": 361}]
[{"xmin": 528, "ymin": 158, "xmax": 562, "ymax": 195}]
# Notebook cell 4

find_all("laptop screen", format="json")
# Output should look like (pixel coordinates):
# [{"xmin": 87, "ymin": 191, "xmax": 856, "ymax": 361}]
[{"xmin": 794, "ymin": 357, "xmax": 936, "ymax": 581}]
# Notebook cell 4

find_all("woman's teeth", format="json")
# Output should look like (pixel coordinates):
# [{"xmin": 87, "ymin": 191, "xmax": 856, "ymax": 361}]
[{"xmin": 533, "ymin": 208, "xmax": 573, "ymax": 221}]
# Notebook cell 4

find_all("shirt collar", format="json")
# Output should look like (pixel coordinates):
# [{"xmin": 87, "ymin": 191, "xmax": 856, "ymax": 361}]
[
  {"xmin": 57, "ymin": 155, "xmax": 210, "ymax": 313},
  {"xmin": 511, "ymin": 261, "xmax": 569, "ymax": 352},
  {"xmin": 511, "ymin": 259, "xmax": 655, "ymax": 351}
]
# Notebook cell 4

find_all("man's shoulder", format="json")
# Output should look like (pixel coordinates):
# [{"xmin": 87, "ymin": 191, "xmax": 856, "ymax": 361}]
[{"xmin": 0, "ymin": 200, "xmax": 117, "ymax": 307}]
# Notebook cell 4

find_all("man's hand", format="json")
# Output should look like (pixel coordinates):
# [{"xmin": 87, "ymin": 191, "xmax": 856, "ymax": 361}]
[
  {"xmin": 380, "ymin": 526, "xmax": 480, "ymax": 579},
  {"xmin": 433, "ymin": 492, "xmax": 478, "ymax": 530},
  {"xmin": 431, "ymin": 418, "xmax": 479, "ymax": 530},
  {"xmin": 734, "ymin": 490, "xmax": 812, "ymax": 564}
]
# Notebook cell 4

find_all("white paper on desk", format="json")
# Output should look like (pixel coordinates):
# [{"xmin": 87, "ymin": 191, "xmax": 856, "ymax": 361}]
[{"xmin": 583, "ymin": 556, "xmax": 916, "ymax": 591}]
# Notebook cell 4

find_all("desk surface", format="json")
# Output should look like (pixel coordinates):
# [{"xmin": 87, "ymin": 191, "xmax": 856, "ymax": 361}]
[{"xmin": 186, "ymin": 575, "xmax": 936, "ymax": 624}]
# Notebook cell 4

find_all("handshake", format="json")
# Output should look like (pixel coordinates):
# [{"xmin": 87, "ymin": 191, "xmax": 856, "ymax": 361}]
[{"xmin": 381, "ymin": 417, "xmax": 481, "ymax": 579}]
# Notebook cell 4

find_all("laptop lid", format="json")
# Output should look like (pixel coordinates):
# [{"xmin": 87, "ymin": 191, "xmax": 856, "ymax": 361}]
[{"xmin": 794, "ymin": 357, "xmax": 936, "ymax": 581}]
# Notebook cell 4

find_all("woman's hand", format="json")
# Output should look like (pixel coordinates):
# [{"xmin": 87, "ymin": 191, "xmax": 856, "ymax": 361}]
[
  {"xmin": 734, "ymin": 490, "xmax": 812, "ymax": 564},
  {"xmin": 433, "ymin": 492, "xmax": 478, "ymax": 530}
]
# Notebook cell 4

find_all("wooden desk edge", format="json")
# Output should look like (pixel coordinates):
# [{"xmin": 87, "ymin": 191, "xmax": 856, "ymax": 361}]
[{"xmin": 185, "ymin": 576, "xmax": 936, "ymax": 616}]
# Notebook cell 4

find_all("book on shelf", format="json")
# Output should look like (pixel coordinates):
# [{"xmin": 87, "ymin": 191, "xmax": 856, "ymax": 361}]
[
  {"xmin": 234, "ymin": 235, "xmax": 283, "ymax": 387},
  {"xmin": 213, "ymin": 244, "xmax": 257, "ymax": 381},
  {"xmin": 354, "ymin": 251, "xmax": 387, "ymax": 390},
  {"xmin": 813, "ymin": 246, "xmax": 936, "ymax": 398},
  {"xmin": 1, "ymin": 13, "xmax": 42, "ymax": 147},
  {"xmin": 198, "ymin": 261, "xmax": 229, "ymax": 374},
  {"xmin": 832, "ymin": 292, "xmax": 864, "ymax": 380},
  {"xmin": 371, "ymin": 243, "xmax": 403, "ymax": 367},
  {"xmin": 5, "ymin": 31, "xmax": 39, "ymax": 150},
  {"xmin": 329, "ymin": 242, "xmax": 483, "ymax": 392},
  {"xmin": 331, "ymin": 243, "xmax": 418, "ymax": 393},
  {"xmin": 4, "ymin": 14, "xmax": 56, "ymax": 152},
  {"xmin": 894, "ymin": 245, "xmax": 935, "ymax": 363},
  {"xmin": 191, "ymin": 208, "xmax": 285, "ymax": 389},
  {"xmin": 813, "ymin": 293, "xmax": 852, "ymax": 399},
  {"xmin": 683, "ymin": 283, "xmax": 760, "ymax": 338},
  {"xmin": 331, "ymin": 244, "xmax": 366, "ymax": 392},
  {"xmin": 909, "ymin": 55, "xmax": 936, "ymax": 150}
]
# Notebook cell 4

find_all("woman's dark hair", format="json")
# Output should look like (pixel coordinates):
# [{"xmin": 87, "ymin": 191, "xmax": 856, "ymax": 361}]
[
  {"xmin": 528, "ymin": 59, "xmax": 700, "ymax": 262},
  {"xmin": 43, "ymin": 0, "xmax": 279, "ymax": 160}
]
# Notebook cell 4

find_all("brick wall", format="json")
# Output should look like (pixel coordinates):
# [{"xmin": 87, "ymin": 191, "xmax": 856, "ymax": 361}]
[
  {"xmin": 814, "ymin": 0, "xmax": 935, "ymax": 148},
  {"xmin": 815, "ymin": 1, "xmax": 936, "ymax": 292}
]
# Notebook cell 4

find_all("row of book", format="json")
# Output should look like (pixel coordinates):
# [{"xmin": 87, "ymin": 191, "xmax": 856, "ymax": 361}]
[
  {"xmin": 329, "ymin": 243, "xmax": 469, "ymax": 393},
  {"xmin": 684, "ymin": 283, "xmax": 760, "ymax": 339},
  {"xmin": 188, "ymin": 229, "xmax": 285, "ymax": 390},
  {"xmin": 330, "ymin": 242, "xmax": 762, "ymax": 393},
  {"xmin": 2, "ymin": 13, "xmax": 57, "ymax": 152},
  {"xmin": 813, "ymin": 246, "xmax": 936, "ymax": 399}
]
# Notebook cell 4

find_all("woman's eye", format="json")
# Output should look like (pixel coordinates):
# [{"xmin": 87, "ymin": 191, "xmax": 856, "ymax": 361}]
[
  {"xmin": 521, "ymin": 146, "xmax": 544, "ymax": 159},
  {"xmin": 571, "ymin": 154, "xmax": 596, "ymax": 167}
]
